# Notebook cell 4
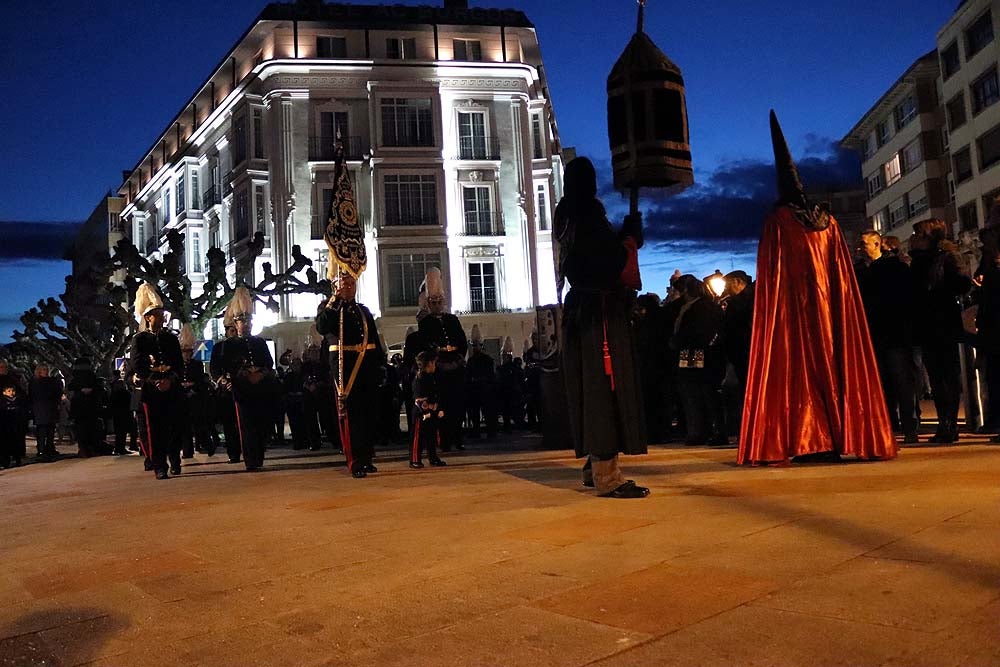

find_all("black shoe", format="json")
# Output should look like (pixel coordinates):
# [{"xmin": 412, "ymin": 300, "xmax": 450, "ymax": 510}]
[
  {"xmin": 409, "ymin": 461, "xmax": 425, "ymax": 469},
  {"xmin": 455, "ymin": 443, "xmax": 465, "ymax": 451},
  {"xmin": 599, "ymin": 481, "xmax": 650, "ymax": 498},
  {"xmin": 143, "ymin": 459, "xmax": 154, "ymax": 471},
  {"xmin": 155, "ymin": 470, "xmax": 168, "ymax": 480},
  {"xmin": 245, "ymin": 465, "xmax": 260, "ymax": 472},
  {"xmin": 992, "ymin": 433, "xmax": 1000, "ymax": 444},
  {"xmin": 170, "ymin": 466, "xmax": 181, "ymax": 476},
  {"xmin": 207, "ymin": 449, "xmax": 217, "ymax": 457},
  {"xmin": 352, "ymin": 469, "xmax": 367, "ymax": 479},
  {"xmin": 582, "ymin": 479, "xmax": 595, "ymax": 488},
  {"xmin": 440, "ymin": 445, "xmax": 452, "ymax": 452},
  {"xmin": 429, "ymin": 458, "xmax": 447, "ymax": 467},
  {"xmin": 903, "ymin": 434, "xmax": 920, "ymax": 444},
  {"xmin": 228, "ymin": 458, "xmax": 241, "ymax": 464},
  {"xmin": 363, "ymin": 464, "xmax": 378, "ymax": 473},
  {"xmin": 181, "ymin": 454, "xmax": 194, "ymax": 460},
  {"xmin": 308, "ymin": 445, "xmax": 321, "ymax": 451}
]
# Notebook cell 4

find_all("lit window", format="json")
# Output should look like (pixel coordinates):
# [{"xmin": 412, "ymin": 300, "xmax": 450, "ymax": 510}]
[
  {"xmin": 383, "ymin": 174, "xmax": 437, "ymax": 226},
  {"xmin": 381, "ymin": 98, "xmax": 434, "ymax": 147},
  {"xmin": 883, "ymin": 154, "xmax": 902, "ymax": 187},
  {"xmin": 386, "ymin": 253, "xmax": 441, "ymax": 307},
  {"xmin": 468, "ymin": 262, "xmax": 498, "ymax": 313}
]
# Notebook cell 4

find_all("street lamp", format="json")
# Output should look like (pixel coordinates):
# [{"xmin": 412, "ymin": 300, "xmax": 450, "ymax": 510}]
[{"xmin": 707, "ymin": 270, "xmax": 727, "ymax": 299}]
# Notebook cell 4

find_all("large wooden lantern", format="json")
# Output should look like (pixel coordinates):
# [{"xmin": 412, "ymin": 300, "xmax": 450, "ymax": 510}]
[{"xmin": 607, "ymin": 0, "xmax": 693, "ymax": 204}]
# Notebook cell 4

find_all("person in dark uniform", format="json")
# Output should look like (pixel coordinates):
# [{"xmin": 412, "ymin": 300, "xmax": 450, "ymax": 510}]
[
  {"xmin": 410, "ymin": 350, "xmax": 446, "ymax": 468},
  {"xmin": 301, "ymin": 339, "xmax": 333, "ymax": 451},
  {"xmin": 178, "ymin": 324, "xmax": 215, "ymax": 457},
  {"xmin": 29, "ymin": 364, "xmax": 64, "ymax": 461},
  {"xmin": 211, "ymin": 321, "xmax": 241, "ymax": 463},
  {"xmin": 402, "ymin": 324, "xmax": 426, "ymax": 438},
  {"xmin": 465, "ymin": 325, "xmax": 497, "ymax": 440},
  {"xmin": 107, "ymin": 369, "xmax": 137, "ymax": 456},
  {"xmin": 67, "ymin": 358, "xmax": 105, "ymax": 458},
  {"xmin": 129, "ymin": 283, "xmax": 184, "ymax": 480},
  {"xmin": 0, "ymin": 366, "xmax": 28, "ymax": 469},
  {"xmin": 315, "ymin": 272, "xmax": 386, "ymax": 478},
  {"xmin": 417, "ymin": 267, "xmax": 468, "ymax": 452},
  {"xmin": 218, "ymin": 287, "xmax": 277, "ymax": 471}
]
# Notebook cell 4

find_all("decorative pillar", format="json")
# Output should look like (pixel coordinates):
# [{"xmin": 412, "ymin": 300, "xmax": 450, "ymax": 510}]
[{"xmin": 511, "ymin": 97, "xmax": 539, "ymax": 307}]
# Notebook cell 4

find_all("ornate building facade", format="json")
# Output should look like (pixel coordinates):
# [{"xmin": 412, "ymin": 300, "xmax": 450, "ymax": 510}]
[{"xmin": 117, "ymin": 0, "xmax": 563, "ymax": 351}]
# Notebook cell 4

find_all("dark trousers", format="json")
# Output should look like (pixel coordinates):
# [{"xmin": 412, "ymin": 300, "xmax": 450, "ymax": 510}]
[
  {"xmin": 677, "ymin": 370, "xmax": 722, "ymax": 444},
  {"xmin": 341, "ymin": 387, "xmax": 376, "ymax": 473},
  {"xmin": 922, "ymin": 342, "xmax": 962, "ymax": 429},
  {"xmin": 877, "ymin": 346, "xmax": 919, "ymax": 438},
  {"xmin": 437, "ymin": 365, "xmax": 465, "ymax": 449},
  {"xmin": 465, "ymin": 382, "xmax": 497, "ymax": 438},
  {"xmin": 0, "ymin": 431, "xmax": 26, "ymax": 466},
  {"xmin": 217, "ymin": 392, "xmax": 241, "ymax": 462},
  {"xmin": 410, "ymin": 413, "xmax": 439, "ymax": 462},
  {"xmin": 286, "ymin": 394, "xmax": 305, "ymax": 448},
  {"xmin": 233, "ymin": 397, "xmax": 269, "ymax": 470},
  {"xmin": 984, "ymin": 351, "xmax": 1000, "ymax": 429},
  {"xmin": 112, "ymin": 412, "xmax": 136, "ymax": 454},
  {"xmin": 35, "ymin": 423, "xmax": 56, "ymax": 456},
  {"xmin": 73, "ymin": 417, "xmax": 103, "ymax": 457},
  {"xmin": 138, "ymin": 395, "xmax": 181, "ymax": 474}
]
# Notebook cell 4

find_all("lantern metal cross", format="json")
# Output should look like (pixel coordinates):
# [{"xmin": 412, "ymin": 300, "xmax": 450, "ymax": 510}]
[{"xmin": 607, "ymin": 0, "xmax": 694, "ymax": 214}]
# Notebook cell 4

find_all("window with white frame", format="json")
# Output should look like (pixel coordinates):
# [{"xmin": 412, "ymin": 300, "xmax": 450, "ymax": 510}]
[
  {"xmin": 883, "ymin": 154, "xmax": 902, "ymax": 187},
  {"xmin": 468, "ymin": 261, "xmax": 498, "ymax": 313},
  {"xmin": 381, "ymin": 98, "xmax": 434, "ymax": 147},
  {"xmin": 209, "ymin": 221, "xmax": 220, "ymax": 250},
  {"xmin": 385, "ymin": 252, "xmax": 441, "ymax": 307},
  {"xmin": 867, "ymin": 171, "xmax": 884, "ymax": 198},
  {"xmin": 462, "ymin": 186, "xmax": 494, "ymax": 235},
  {"xmin": 386, "ymin": 37, "xmax": 416, "ymax": 60},
  {"xmin": 192, "ymin": 232, "xmax": 203, "ymax": 273},
  {"xmin": 872, "ymin": 209, "xmax": 886, "ymax": 233},
  {"xmin": 972, "ymin": 66, "xmax": 1000, "ymax": 114},
  {"xmin": 252, "ymin": 107, "xmax": 265, "ymax": 160},
  {"xmin": 254, "ymin": 183, "xmax": 267, "ymax": 235},
  {"xmin": 163, "ymin": 190, "xmax": 172, "ymax": 223},
  {"xmin": 175, "ymin": 174, "xmax": 185, "ymax": 214},
  {"xmin": 893, "ymin": 95, "xmax": 918, "ymax": 131},
  {"xmin": 136, "ymin": 217, "xmax": 145, "ymax": 243},
  {"xmin": 531, "ymin": 112, "xmax": 544, "ymax": 159},
  {"xmin": 314, "ymin": 185, "xmax": 334, "ymax": 240},
  {"xmin": 536, "ymin": 183, "xmax": 549, "ymax": 231},
  {"xmin": 889, "ymin": 198, "xmax": 908, "ymax": 228},
  {"xmin": 234, "ymin": 188, "xmax": 250, "ymax": 241},
  {"xmin": 908, "ymin": 184, "xmax": 929, "ymax": 217},
  {"xmin": 863, "ymin": 132, "xmax": 878, "ymax": 160},
  {"xmin": 901, "ymin": 140, "xmax": 922, "ymax": 173},
  {"xmin": 317, "ymin": 36, "xmax": 347, "ymax": 58},
  {"xmin": 191, "ymin": 171, "xmax": 200, "ymax": 210},
  {"xmin": 315, "ymin": 110, "xmax": 349, "ymax": 160},
  {"xmin": 458, "ymin": 111, "xmax": 488, "ymax": 159},
  {"xmin": 876, "ymin": 119, "xmax": 893, "ymax": 147},
  {"xmin": 453, "ymin": 39, "xmax": 482, "ymax": 61},
  {"xmin": 233, "ymin": 113, "xmax": 248, "ymax": 165},
  {"xmin": 384, "ymin": 174, "xmax": 437, "ymax": 226}
]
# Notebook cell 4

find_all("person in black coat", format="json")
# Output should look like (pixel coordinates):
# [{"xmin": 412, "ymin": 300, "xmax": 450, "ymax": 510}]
[
  {"xmin": 130, "ymin": 284, "xmax": 185, "ymax": 480},
  {"xmin": 465, "ymin": 329, "xmax": 497, "ymax": 440},
  {"xmin": 417, "ymin": 268, "xmax": 469, "ymax": 452},
  {"xmin": 211, "ymin": 322, "xmax": 242, "ymax": 462},
  {"xmin": 974, "ymin": 223, "xmax": 1000, "ymax": 441},
  {"xmin": 218, "ymin": 288, "xmax": 278, "ymax": 472},
  {"xmin": 107, "ymin": 370, "xmax": 136, "ymax": 456},
  {"xmin": 409, "ymin": 351, "xmax": 447, "ymax": 469},
  {"xmin": 315, "ymin": 273, "xmax": 386, "ymax": 478},
  {"xmin": 67, "ymin": 359, "xmax": 106, "ymax": 458},
  {"xmin": 178, "ymin": 326, "xmax": 215, "ymax": 458},
  {"xmin": 0, "ymin": 364, "xmax": 28, "ymax": 468},
  {"xmin": 909, "ymin": 219, "xmax": 972, "ymax": 443},
  {"xmin": 720, "ymin": 271, "xmax": 754, "ymax": 439},
  {"xmin": 857, "ymin": 231, "xmax": 920, "ymax": 443},
  {"xmin": 29, "ymin": 364, "xmax": 64, "ymax": 460},
  {"xmin": 670, "ymin": 275, "xmax": 725, "ymax": 446}
]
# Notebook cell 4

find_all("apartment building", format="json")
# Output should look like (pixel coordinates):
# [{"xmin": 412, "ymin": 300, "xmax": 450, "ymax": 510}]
[
  {"xmin": 841, "ymin": 51, "xmax": 953, "ymax": 239},
  {"xmin": 116, "ymin": 0, "xmax": 564, "ymax": 351},
  {"xmin": 938, "ymin": 0, "xmax": 1000, "ymax": 248}
]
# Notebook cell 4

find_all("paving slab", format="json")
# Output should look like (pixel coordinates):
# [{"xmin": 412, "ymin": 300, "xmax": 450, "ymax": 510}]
[{"xmin": 0, "ymin": 437, "xmax": 997, "ymax": 665}]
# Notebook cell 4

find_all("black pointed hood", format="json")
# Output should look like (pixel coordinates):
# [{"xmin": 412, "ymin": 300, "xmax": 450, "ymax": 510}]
[{"xmin": 769, "ymin": 110, "xmax": 830, "ymax": 231}]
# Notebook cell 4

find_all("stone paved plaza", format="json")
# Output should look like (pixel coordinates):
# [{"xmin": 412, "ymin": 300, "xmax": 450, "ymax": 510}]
[{"xmin": 1, "ymin": 435, "xmax": 999, "ymax": 666}]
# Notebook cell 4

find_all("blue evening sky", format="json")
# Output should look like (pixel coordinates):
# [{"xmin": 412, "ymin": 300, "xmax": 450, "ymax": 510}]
[{"xmin": 0, "ymin": 0, "xmax": 956, "ymax": 338}]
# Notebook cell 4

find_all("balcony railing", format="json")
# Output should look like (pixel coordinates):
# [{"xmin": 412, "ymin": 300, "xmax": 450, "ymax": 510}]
[
  {"xmin": 458, "ymin": 135, "xmax": 500, "ymax": 160},
  {"xmin": 469, "ymin": 286, "xmax": 498, "ymax": 313},
  {"xmin": 145, "ymin": 236, "xmax": 158, "ymax": 255},
  {"xmin": 222, "ymin": 173, "xmax": 233, "ymax": 197},
  {"xmin": 309, "ymin": 136, "xmax": 367, "ymax": 161},
  {"xmin": 202, "ymin": 185, "xmax": 221, "ymax": 209},
  {"xmin": 384, "ymin": 214, "xmax": 439, "ymax": 227},
  {"xmin": 462, "ymin": 211, "xmax": 504, "ymax": 236}
]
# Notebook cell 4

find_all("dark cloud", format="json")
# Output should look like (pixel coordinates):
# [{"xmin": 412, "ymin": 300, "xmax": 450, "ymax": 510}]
[
  {"xmin": 0, "ymin": 221, "xmax": 82, "ymax": 261},
  {"xmin": 593, "ymin": 138, "xmax": 862, "ymax": 250}
]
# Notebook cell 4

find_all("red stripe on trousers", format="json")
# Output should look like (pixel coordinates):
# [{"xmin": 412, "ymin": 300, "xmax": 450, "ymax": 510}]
[
  {"xmin": 339, "ymin": 413, "xmax": 354, "ymax": 472},
  {"xmin": 232, "ymin": 399, "xmax": 248, "ymax": 464},
  {"xmin": 411, "ymin": 418, "xmax": 421, "ymax": 463},
  {"xmin": 141, "ymin": 402, "xmax": 154, "ymax": 465}
]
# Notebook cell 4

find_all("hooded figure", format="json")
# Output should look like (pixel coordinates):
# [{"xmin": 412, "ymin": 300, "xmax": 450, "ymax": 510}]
[
  {"xmin": 737, "ymin": 112, "xmax": 896, "ymax": 465},
  {"xmin": 553, "ymin": 156, "xmax": 649, "ymax": 498}
]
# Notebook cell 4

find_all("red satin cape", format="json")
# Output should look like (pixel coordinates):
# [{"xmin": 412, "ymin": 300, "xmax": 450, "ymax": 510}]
[{"xmin": 737, "ymin": 207, "xmax": 897, "ymax": 465}]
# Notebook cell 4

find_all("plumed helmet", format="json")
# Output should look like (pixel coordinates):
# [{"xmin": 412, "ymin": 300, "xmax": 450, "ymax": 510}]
[
  {"xmin": 423, "ymin": 267, "xmax": 445, "ymax": 299},
  {"xmin": 470, "ymin": 324, "xmax": 482, "ymax": 345},
  {"xmin": 224, "ymin": 286, "xmax": 254, "ymax": 323},
  {"xmin": 178, "ymin": 323, "xmax": 196, "ymax": 350},
  {"xmin": 502, "ymin": 336, "xmax": 514, "ymax": 354},
  {"xmin": 134, "ymin": 282, "xmax": 166, "ymax": 322}
]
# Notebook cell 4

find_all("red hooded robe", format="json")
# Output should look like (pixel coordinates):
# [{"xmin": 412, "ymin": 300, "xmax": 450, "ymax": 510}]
[{"xmin": 737, "ymin": 113, "xmax": 897, "ymax": 465}]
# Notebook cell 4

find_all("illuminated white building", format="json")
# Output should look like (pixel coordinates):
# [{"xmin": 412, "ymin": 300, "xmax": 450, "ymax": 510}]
[{"xmin": 117, "ymin": 0, "xmax": 563, "ymax": 351}]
